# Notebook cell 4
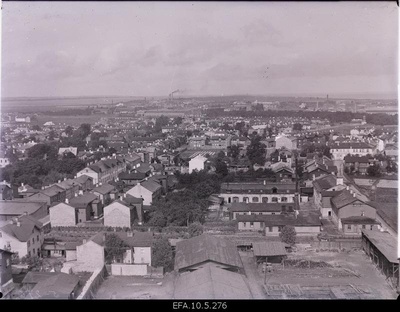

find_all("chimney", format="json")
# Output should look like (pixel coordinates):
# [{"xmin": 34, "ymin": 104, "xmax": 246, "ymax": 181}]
[
  {"xmin": 123, "ymin": 193, "xmax": 126, "ymax": 198},
  {"xmin": 313, "ymin": 174, "xmax": 316, "ymax": 181},
  {"xmin": 65, "ymin": 198, "xmax": 69, "ymax": 204},
  {"xmin": 75, "ymin": 193, "xmax": 78, "ymax": 197},
  {"xmin": 263, "ymin": 180, "xmax": 266, "ymax": 185},
  {"xmin": 64, "ymin": 177, "xmax": 67, "ymax": 181},
  {"xmin": 21, "ymin": 183, "xmax": 24, "ymax": 187},
  {"xmin": 17, "ymin": 221, "xmax": 21, "ymax": 227},
  {"xmin": 346, "ymin": 186, "xmax": 350, "ymax": 191},
  {"xmin": 249, "ymin": 211, "xmax": 252, "ymax": 215}
]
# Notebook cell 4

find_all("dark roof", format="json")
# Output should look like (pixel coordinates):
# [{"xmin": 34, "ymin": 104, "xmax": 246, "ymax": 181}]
[
  {"xmin": 221, "ymin": 182, "xmax": 296, "ymax": 194},
  {"xmin": 340, "ymin": 216, "xmax": 379, "ymax": 224},
  {"xmin": 73, "ymin": 175, "xmax": 93, "ymax": 184},
  {"xmin": 0, "ymin": 200, "xmax": 45, "ymax": 216},
  {"xmin": 362, "ymin": 229, "xmax": 398, "ymax": 263},
  {"xmin": 331, "ymin": 191, "xmax": 371, "ymax": 210},
  {"xmin": 236, "ymin": 212, "xmax": 321, "ymax": 227},
  {"xmin": 252, "ymin": 241, "xmax": 287, "ymax": 257},
  {"xmin": 40, "ymin": 185, "xmax": 65, "ymax": 197},
  {"xmin": 123, "ymin": 194, "xmax": 144, "ymax": 205},
  {"xmin": 113, "ymin": 231, "xmax": 154, "ymax": 247},
  {"xmin": 230, "ymin": 202, "xmax": 291, "ymax": 213},
  {"xmin": 312, "ymin": 175, "xmax": 337, "ymax": 192},
  {"xmin": 22, "ymin": 272, "xmax": 59, "ymax": 284},
  {"xmin": 29, "ymin": 273, "xmax": 80, "ymax": 299},
  {"xmin": 92, "ymin": 184, "xmax": 115, "ymax": 195},
  {"xmin": 118, "ymin": 172, "xmax": 146, "ymax": 180},
  {"xmin": 141, "ymin": 180, "xmax": 162, "ymax": 192},
  {"xmin": 174, "ymin": 234, "xmax": 243, "ymax": 271},
  {"xmin": 368, "ymin": 202, "xmax": 397, "ymax": 233},
  {"xmin": 344, "ymin": 155, "xmax": 370, "ymax": 163},
  {"xmin": 330, "ymin": 142, "xmax": 373, "ymax": 149},
  {"xmin": 69, "ymin": 193, "xmax": 98, "ymax": 208},
  {"xmin": 320, "ymin": 190, "xmax": 344, "ymax": 197}
]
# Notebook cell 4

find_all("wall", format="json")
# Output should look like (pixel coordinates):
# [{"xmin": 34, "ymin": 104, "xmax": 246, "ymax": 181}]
[
  {"xmin": 50, "ymin": 205, "xmax": 76, "ymax": 227},
  {"xmin": 237, "ymin": 221, "xmax": 264, "ymax": 231},
  {"xmin": 77, "ymin": 170, "xmax": 99, "ymax": 185},
  {"xmin": 127, "ymin": 185, "xmax": 152, "ymax": 205},
  {"xmin": 103, "ymin": 204, "xmax": 131, "ymax": 228},
  {"xmin": 76, "ymin": 241, "xmax": 105, "ymax": 271},
  {"xmin": 295, "ymin": 226, "xmax": 321, "ymax": 234},
  {"xmin": 111, "ymin": 263, "xmax": 148, "ymax": 276},
  {"xmin": 1, "ymin": 232, "xmax": 27, "ymax": 258},
  {"xmin": 221, "ymin": 193, "xmax": 295, "ymax": 204},
  {"xmin": 338, "ymin": 202, "xmax": 376, "ymax": 219},
  {"xmin": 66, "ymin": 250, "xmax": 77, "ymax": 262},
  {"xmin": 77, "ymin": 266, "xmax": 107, "ymax": 299},
  {"xmin": 133, "ymin": 246, "xmax": 151, "ymax": 265}
]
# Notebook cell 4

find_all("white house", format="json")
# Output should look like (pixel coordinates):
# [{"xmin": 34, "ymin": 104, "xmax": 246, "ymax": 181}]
[
  {"xmin": 126, "ymin": 180, "xmax": 162, "ymax": 206},
  {"xmin": 49, "ymin": 202, "xmax": 77, "ymax": 227},
  {"xmin": 0, "ymin": 156, "xmax": 10, "ymax": 168},
  {"xmin": 58, "ymin": 147, "xmax": 78, "ymax": 156},
  {"xmin": 0, "ymin": 215, "xmax": 44, "ymax": 259},
  {"xmin": 103, "ymin": 201, "xmax": 133, "ymax": 229},
  {"xmin": 189, "ymin": 155, "xmax": 207, "ymax": 174},
  {"xmin": 275, "ymin": 134, "xmax": 297, "ymax": 150}
]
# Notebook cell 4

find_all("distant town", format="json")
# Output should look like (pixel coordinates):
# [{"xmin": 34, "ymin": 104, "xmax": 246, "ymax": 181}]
[{"xmin": 0, "ymin": 94, "xmax": 398, "ymax": 299}]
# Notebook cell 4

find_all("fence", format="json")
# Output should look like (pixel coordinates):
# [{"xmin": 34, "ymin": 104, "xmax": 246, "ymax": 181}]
[
  {"xmin": 311, "ymin": 239, "xmax": 361, "ymax": 250},
  {"xmin": 77, "ymin": 266, "xmax": 107, "ymax": 299}
]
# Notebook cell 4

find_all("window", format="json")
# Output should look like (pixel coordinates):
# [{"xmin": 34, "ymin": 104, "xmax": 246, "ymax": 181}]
[
  {"xmin": 268, "ymin": 226, "xmax": 273, "ymax": 232},
  {"xmin": 362, "ymin": 225, "xmax": 366, "ymax": 229},
  {"xmin": 250, "ymin": 222, "xmax": 254, "ymax": 228},
  {"xmin": 242, "ymin": 222, "xmax": 246, "ymax": 228},
  {"xmin": 370, "ymin": 225, "xmax": 373, "ymax": 230},
  {"xmin": 252, "ymin": 197, "xmax": 259, "ymax": 203},
  {"xmin": 28, "ymin": 251, "xmax": 31, "ymax": 257},
  {"xmin": 272, "ymin": 197, "xmax": 278, "ymax": 202},
  {"xmin": 37, "ymin": 235, "xmax": 39, "ymax": 241},
  {"xmin": 262, "ymin": 197, "xmax": 268, "ymax": 203},
  {"xmin": 27, "ymin": 241, "xmax": 31, "ymax": 248},
  {"xmin": 6, "ymin": 258, "xmax": 10, "ymax": 267},
  {"xmin": 32, "ymin": 237, "xmax": 35, "ymax": 244},
  {"xmin": 243, "ymin": 197, "xmax": 249, "ymax": 203},
  {"xmin": 0, "ymin": 231, "xmax": 2, "ymax": 238},
  {"xmin": 272, "ymin": 187, "xmax": 278, "ymax": 194},
  {"xmin": 33, "ymin": 248, "xmax": 35, "ymax": 255},
  {"xmin": 281, "ymin": 197, "xmax": 288, "ymax": 202},
  {"xmin": 347, "ymin": 225, "xmax": 351, "ymax": 230}
]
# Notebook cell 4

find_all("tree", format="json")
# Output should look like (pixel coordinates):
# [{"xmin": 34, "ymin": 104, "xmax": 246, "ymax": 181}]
[
  {"xmin": 65, "ymin": 126, "xmax": 74, "ymax": 136},
  {"xmin": 279, "ymin": 225, "xmax": 297, "ymax": 245},
  {"xmin": 188, "ymin": 222, "xmax": 204, "ymax": 238},
  {"xmin": 293, "ymin": 123, "xmax": 303, "ymax": 131},
  {"xmin": 173, "ymin": 117, "xmax": 183, "ymax": 125},
  {"xmin": 27, "ymin": 143, "xmax": 58, "ymax": 160},
  {"xmin": 367, "ymin": 163, "xmax": 381, "ymax": 177},
  {"xmin": 227, "ymin": 145, "xmax": 240, "ymax": 160},
  {"xmin": 151, "ymin": 237, "xmax": 174, "ymax": 271},
  {"xmin": 104, "ymin": 233, "xmax": 129, "ymax": 264},
  {"xmin": 31, "ymin": 125, "xmax": 42, "ymax": 131},
  {"xmin": 246, "ymin": 135, "xmax": 266, "ymax": 166}
]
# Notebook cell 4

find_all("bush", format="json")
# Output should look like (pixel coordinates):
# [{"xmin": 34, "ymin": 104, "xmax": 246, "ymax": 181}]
[{"xmin": 279, "ymin": 225, "xmax": 297, "ymax": 245}]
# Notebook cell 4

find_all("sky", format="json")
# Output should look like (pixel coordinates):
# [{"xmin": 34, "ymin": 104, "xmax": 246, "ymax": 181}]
[{"xmin": 1, "ymin": 1, "xmax": 398, "ymax": 98}]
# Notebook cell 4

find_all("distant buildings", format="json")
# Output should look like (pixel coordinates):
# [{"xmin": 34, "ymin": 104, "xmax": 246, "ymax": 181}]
[{"xmin": 330, "ymin": 142, "xmax": 375, "ymax": 160}]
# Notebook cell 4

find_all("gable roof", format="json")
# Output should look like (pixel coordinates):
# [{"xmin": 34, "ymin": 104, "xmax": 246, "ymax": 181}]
[
  {"xmin": 69, "ymin": 193, "xmax": 98, "ymax": 208},
  {"xmin": 40, "ymin": 185, "xmax": 65, "ymax": 197},
  {"xmin": 252, "ymin": 241, "xmax": 287, "ymax": 257},
  {"xmin": 174, "ymin": 263, "xmax": 252, "ymax": 299},
  {"xmin": 174, "ymin": 234, "xmax": 243, "ymax": 271},
  {"xmin": 312, "ymin": 174, "xmax": 337, "ymax": 192},
  {"xmin": 118, "ymin": 172, "xmax": 146, "ymax": 180},
  {"xmin": 0, "ymin": 215, "xmax": 43, "ymax": 242},
  {"xmin": 113, "ymin": 231, "xmax": 154, "ymax": 247},
  {"xmin": 331, "ymin": 190, "xmax": 372, "ymax": 210},
  {"xmin": 92, "ymin": 184, "xmax": 115, "ymax": 195},
  {"xmin": 141, "ymin": 180, "xmax": 162, "ymax": 193},
  {"xmin": 28, "ymin": 273, "xmax": 80, "ymax": 299},
  {"xmin": 362, "ymin": 229, "xmax": 398, "ymax": 264}
]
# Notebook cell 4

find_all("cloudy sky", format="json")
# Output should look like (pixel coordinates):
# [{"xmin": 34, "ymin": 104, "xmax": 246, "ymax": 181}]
[{"xmin": 2, "ymin": 1, "xmax": 398, "ymax": 98}]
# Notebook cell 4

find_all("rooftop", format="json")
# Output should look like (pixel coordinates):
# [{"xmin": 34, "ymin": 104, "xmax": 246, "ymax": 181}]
[
  {"xmin": 362, "ymin": 229, "xmax": 398, "ymax": 263},
  {"xmin": 252, "ymin": 241, "xmax": 287, "ymax": 257}
]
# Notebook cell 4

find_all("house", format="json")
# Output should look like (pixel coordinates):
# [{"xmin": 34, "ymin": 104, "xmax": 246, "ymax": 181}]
[
  {"xmin": 173, "ymin": 263, "xmax": 252, "ymax": 299},
  {"xmin": 0, "ymin": 184, "xmax": 13, "ymax": 200},
  {"xmin": 49, "ymin": 202, "xmax": 78, "ymax": 227},
  {"xmin": 135, "ymin": 162, "xmax": 152, "ymax": 175},
  {"xmin": 25, "ymin": 272, "xmax": 80, "ymax": 299},
  {"xmin": 76, "ymin": 157, "xmax": 126, "ymax": 184},
  {"xmin": 118, "ymin": 172, "xmax": 146, "ymax": 186},
  {"xmin": 330, "ymin": 142, "xmax": 375, "ymax": 160},
  {"xmin": 312, "ymin": 174, "xmax": 345, "ymax": 218},
  {"xmin": 0, "ymin": 200, "xmax": 48, "ymax": 221},
  {"xmin": 361, "ymin": 230, "xmax": 398, "ymax": 289},
  {"xmin": 112, "ymin": 231, "xmax": 154, "ymax": 265},
  {"xmin": 209, "ymin": 135, "xmax": 231, "ymax": 149},
  {"xmin": 188, "ymin": 136, "xmax": 207, "ymax": 149},
  {"xmin": 331, "ymin": 190, "xmax": 379, "ymax": 234},
  {"xmin": 236, "ymin": 211, "xmax": 321, "ymax": 235},
  {"xmin": 125, "ymin": 153, "xmax": 142, "ymax": 169},
  {"xmin": 0, "ymin": 215, "xmax": 44, "ymax": 258},
  {"xmin": 270, "ymin": 162, "xmax": 294, "ymax": 182},
  {"xmin": 189, "ymin": 155, "xmax": 207, "ymax": 173},
  {"xmin": 174, "ymin": 234, "xmax": 244, "ymax": 274},
  {"xmin": 28, "ymin": 185, "xmax": 67, "ymax": 207},
  {"xmin": 121, "ymin": 194, "xmax": 144, "ymax": 225},
  {"xmin": 220, "ymin": 182, "xmax": 297, "ymax": 204},
  {"xmin": 0, "ymin": 154, "xmax": 10, "ymax": 168},
  {"xmin": 92, "ymin": 183, "xmax": 117, "ymax": 205},
  {"xmin": 69, "ymin": 193, "xmax": 102, "ymax": 222},
  {"xmin": 368, "ymin": 202, "xmax": 397, "ymax": 237},
  {"xmin": 150, "ymin": 163, "xmax": 165, "ymax": 175},
  {"xmin": 229, "ymin": 202, "xmax": 295, "ymax": 220},
  {"xmin": 54, "ymin": 179, "xmax": 80, "ymax": 200},
  {"xmin": 344, "ymin": 155, "xmax": 370, "ymax": 174},
  {"xmin": 252, "ymin": 241, "xmax": 287, "ymax": 264},
  {"xmin": 0, "ymin": 249, "xmax": 14, "ymax": 298},
  {"xmin": 41, "ymin": 239, "xmax": 80, "ymax": 259},
  {"xmin": 75, "ymin": 233, "xmax": 105, "ymax": 271},
  {"xmin": 58, "ymin": 147, "xmax": 78, "ymax": 156},
  {"xmin": 103, "ymin": 201, "xmax": 135, "ymax": 229},
  {"xmin": 275, "ymin": 134, "xmax": 297, "ymax": 150},
  {"xmin": 126, "ymin": 180, "xmax": 162, "ymax": 205}
]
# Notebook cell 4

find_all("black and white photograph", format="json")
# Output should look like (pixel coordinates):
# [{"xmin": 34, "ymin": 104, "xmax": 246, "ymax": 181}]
[{"xmin": 0, "ymin": 1, "xmax": 398, "ymax": 301}]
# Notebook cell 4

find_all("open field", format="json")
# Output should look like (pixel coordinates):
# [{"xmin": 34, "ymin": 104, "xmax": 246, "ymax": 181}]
[{"xmin": 93, "ymin": 249, "xmax": 397, "ymax": 300}]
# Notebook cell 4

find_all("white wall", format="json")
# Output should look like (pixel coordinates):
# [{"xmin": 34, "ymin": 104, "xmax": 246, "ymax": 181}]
[
  {"xmin": 66, "ymin": 250, "xmax": 77, "ymax": 262},
  {"xmin": 111, "ymin": 264, "xmax": 148, "ymax": 276},
  {"xmin": 77, "ymin": 241, "xmax": 105, "ymax": 271},
  {"xmin": 50, "ymin": 204, "xmax": 76, "ymax": 227},
  {"xmin": 127, "ymin": 184, "xmax": 152, "ymax": 205},
  {"xmin": 103, "ymin": 202, "xmax": 131, "ymax": 228},
  {"xmin": 133, "ymin": 247, "xmax": 152, "ymax": 265}
]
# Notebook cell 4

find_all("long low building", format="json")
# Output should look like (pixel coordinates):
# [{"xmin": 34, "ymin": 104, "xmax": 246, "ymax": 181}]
[
  {"xmin": 229, "ymin": 202, "xmax": 296, "ymax": 220},
  {"xmin": 0, "ymin": 200, "xmax": 48, "ymax": 221},
  {"xmin": 236, "ymin": 211, "xmax": 321, "ymax": 235},
  {"xmin": 220, "ymin": 182, "xmax": 297, "ymax": 204}
]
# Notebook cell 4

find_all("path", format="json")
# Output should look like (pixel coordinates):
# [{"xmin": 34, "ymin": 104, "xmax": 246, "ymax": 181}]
[{"xmin": 239, "ymin": 251, "xmax": 266, "ymax": 299}]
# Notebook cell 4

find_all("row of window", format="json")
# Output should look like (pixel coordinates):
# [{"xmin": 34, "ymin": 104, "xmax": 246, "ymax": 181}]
[
  {"xmin": 347, "ymin": 224, "xmax": 373, "ymax": 230},
  {"xmin": 228, "ymin": 196, "xmax": 290, "ymax": 203},
  {"xmin": 27, "ymin": 234, "xmax": 40, "ymax": 248},
  {"xmin": 241, "ymin": 222, "xmax": 283, "ymax": 232}
]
